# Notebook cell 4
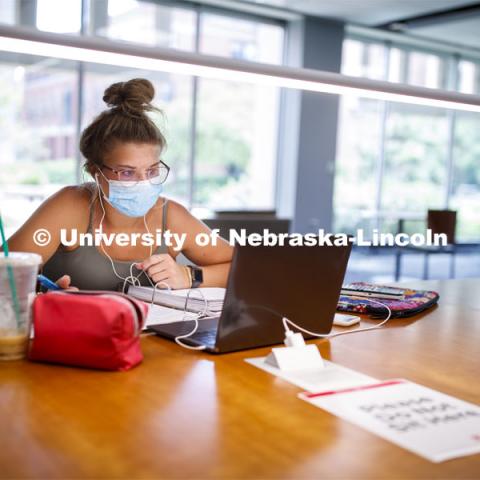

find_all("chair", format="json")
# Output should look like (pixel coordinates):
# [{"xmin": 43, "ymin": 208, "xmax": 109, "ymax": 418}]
[
  {"xmin": 395, "ymin": 209, "xmax": 457, "ymax": 281},
  {"xmin": 203, "ymin": 210, "xmax": 290, "ymax": 240}
]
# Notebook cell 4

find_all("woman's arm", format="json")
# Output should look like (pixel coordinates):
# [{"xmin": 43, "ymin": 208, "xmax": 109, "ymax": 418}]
[
  {"xmin": 138, "ymin": 200, "xmax": 233, "ymax": 288},
  {"xmin": 8, "ymin": 186, "xmax": 90, "ymax": 264}
]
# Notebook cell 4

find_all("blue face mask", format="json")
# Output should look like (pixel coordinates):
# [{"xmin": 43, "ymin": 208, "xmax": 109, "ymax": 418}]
[{"xmin": 97, "ymin": 173, "xmax": 163, "ymax": 217}]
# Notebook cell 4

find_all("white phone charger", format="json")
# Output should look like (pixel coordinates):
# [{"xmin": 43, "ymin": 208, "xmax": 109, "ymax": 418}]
[
  {"xmin": 264, "ymin": 329, "xmax": 324, "ymax": 371},
  {"xmin": 333, "ymin": 313, "xmax": 361, "ymax": 327}
]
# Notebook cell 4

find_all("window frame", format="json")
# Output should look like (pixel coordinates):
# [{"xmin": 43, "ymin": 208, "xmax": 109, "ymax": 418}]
[
  {"xmin": 336, "ymin": 31, "xmax": 480, "ymax": 241},
  {"xmin": 81, "ymin": 0, "xmax": 286, "ymax": 210}
]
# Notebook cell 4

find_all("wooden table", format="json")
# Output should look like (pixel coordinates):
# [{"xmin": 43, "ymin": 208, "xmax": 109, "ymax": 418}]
[{"xmin": 1, "ymin": 279, "xmax": 479, "ymax": 479}]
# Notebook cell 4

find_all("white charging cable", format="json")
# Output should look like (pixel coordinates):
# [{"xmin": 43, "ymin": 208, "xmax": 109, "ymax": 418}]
[
  {"xmin": 174, "ymin": 288, "xmax": 209, "ymax": 351},
  {"xmin": 281, "ymin": 298, "xmax": 392, "ymax": 341},
  {"xmin": 95, "ymin": 173, "xmax": 163, "ymax": 292},
  {"xmin": 94, "ymin": 174, "xmax": 210, "ymax": 350},
  {"xmin": 142, "ymin": 268, "xmax": 209, "ymax": 350}
]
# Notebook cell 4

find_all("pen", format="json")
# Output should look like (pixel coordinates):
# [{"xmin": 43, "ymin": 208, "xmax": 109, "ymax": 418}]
[{"xmin": 37, "ymin": 274, "xmax": 61, "ymax": 291}]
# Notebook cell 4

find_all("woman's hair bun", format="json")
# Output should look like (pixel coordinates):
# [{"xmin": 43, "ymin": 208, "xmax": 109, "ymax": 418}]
[{"xmin": 103, "ymin": 78, "xmax": 155, "ymax": 115}]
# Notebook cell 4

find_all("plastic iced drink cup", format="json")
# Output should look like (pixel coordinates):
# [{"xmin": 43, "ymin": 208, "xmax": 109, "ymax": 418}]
[{"xmin": 0, "ymin": 252, "xmax": 41, "ymax": 361}]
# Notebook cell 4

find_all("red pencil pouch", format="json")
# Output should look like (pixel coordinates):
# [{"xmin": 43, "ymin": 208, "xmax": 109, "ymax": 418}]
[{"xmin": 29, "ymin": 290, "xmax": 148, "ymax": 371}]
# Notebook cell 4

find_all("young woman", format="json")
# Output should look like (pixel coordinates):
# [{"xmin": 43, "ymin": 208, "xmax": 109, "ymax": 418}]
[{"xmin": 8, "ymin": 78, "xmax": 233, "ymax": 290}]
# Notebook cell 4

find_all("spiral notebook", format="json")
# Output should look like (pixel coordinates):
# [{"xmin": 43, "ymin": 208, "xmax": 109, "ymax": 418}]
[{"xmin": 127, "ymin": 285, "xmax": 225, "ymax": 316}]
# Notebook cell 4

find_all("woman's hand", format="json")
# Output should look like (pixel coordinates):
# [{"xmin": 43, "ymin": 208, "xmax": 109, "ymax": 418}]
[
  {"xmin": 136, "ymin": 254, "xmax": 191, "ymax": 290},
  {"xmin": 56, "ymin": 275, "xmax": 79, "ymax": 291}
]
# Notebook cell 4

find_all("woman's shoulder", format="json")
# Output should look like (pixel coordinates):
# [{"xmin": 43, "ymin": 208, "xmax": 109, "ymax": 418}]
[
  {"xmin": 150, "ymin": 196, "xmax": 189, "ymax": 228},
  {"xmin": 48, "ymin": 183, "xmax": 94, "ymax": 205},
  {"xmin": 39, "ymin": 184, "xmax": 94, "ymax": 226},
  {"xmin": 12, "ymin": 184, "xmax": 94, "ymax": 245}
]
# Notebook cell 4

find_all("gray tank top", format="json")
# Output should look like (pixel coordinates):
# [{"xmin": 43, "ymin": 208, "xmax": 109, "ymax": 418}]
[{"xmin": 42, "ymin": 186, "xmax": 169, "ymax": 291}]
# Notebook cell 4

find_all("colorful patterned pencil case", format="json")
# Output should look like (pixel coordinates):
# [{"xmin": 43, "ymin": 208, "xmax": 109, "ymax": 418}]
[{"xmin": 337, "ymin": 282, "xmax": 440, "ymax": 319}]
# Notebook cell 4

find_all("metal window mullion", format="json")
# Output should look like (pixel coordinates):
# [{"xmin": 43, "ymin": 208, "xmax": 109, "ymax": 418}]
[
  {"xmin": 376, "ymin": 46, "xmax": 409, "ymax": 225},
  {"xmin": 188, "ymin": 77, "xmax": 198, "ymax": 209},
  {"xmin": 445, "ymin": 109, "xmax": 457, "ymax": 208},
  {"xmin": 374, "ymin": 41, "xmax": 392, "ymax": 232},
  {"xmin": 273, "ymin": 20, "xmax": 290, "ymax": 216},
  {"xmin": 75, "ymin": 63, "xmax": 85, "ymax": 184},
  {"xmin": 74, "ymin": 0, "xmax": 88, "ymax": 184},
  {"xmin": 445, "ymin": 54, "xmax": 460, "ymax": 208},
  {"xmin": 403, "ymin": 49, "xmax": 410, "ymax": 84},
  {"xmin": 187, "ymin": 5, "xmax": 201, "ymax": 209}
]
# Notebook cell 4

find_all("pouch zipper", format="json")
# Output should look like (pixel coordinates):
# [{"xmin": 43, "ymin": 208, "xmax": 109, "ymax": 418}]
[{"xmin": 49, "ymin": 290, "xmax": 141, "ymax": 336}]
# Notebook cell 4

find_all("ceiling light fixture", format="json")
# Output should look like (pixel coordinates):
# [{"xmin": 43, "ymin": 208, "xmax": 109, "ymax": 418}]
[{"xmin": 1, "ymin": 25, "xmax": 480, "ymax": 113}]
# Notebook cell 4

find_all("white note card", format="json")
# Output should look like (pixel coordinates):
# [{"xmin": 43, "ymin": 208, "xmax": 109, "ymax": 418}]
[{"xmin": 299, "ymin": 379, "xmax": 480, "ymax": 463}]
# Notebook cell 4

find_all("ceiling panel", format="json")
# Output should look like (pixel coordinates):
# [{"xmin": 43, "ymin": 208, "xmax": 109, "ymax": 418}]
[
  {"xmin": 411, "ymin": 15, "xmax": 480, "ymax": 51},
  {"xmin": 237, "ymin": 0, "xmax": 480, "ymax": 26}
]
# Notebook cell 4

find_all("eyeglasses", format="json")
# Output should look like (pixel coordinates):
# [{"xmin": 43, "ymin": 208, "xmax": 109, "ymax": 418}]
[{"xmin": 101, "ymin": 160, "xmax": 170, "ymax": 186}]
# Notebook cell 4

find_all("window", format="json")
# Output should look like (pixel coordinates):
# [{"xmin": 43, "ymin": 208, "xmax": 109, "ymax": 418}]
[
  {"xmin": 90, "ymin": 3, "xmax": 285, "ymax": 210},
  {"xmin": 335, "ymin": 37, "xmax": 479, "ymax": 241},
  {"xmin": 334, "ymin": 96, "xmax": 384, "ymax": 232},
  {"xmin": 388, "ymin": 47, "xmax": 407, "ymax": 83},
  {"xmin": 195, "ymin": 79, "xmax": 280, "ymax": 209},
  {"xmin": 407, "ymin": 51, "xmax": 447, "ymax": 89},
  {"xmin": 0, "ymin": 0, "xmax": 16, "ymax": 25},
  {"xmin": 0, "ymin": 0, "xmax": 285, "ymax": 236},
  {"xmin": 0, "ymin": 52, "xmax": 78, "ymax": 236},
  {"xmin": 389, "ymin": 47, "xmax": 448, "ymax": 88},
  {"xmin": 334, "ymin": 39, "xmax": 387, "ymax": 232},
  {"xmin": 341, "ymin": 38, "xmax": 387, "ymax": 80},
  {"xmin": 195, "ymin": 12, "xmax": 284, "ymax": 209},
  {"xmin": 36, "ymin": 0, "xmax": 82, "ymax": 33},
  {"xmin": 458, "ymin": 59, "xmax": 480, "ymax": 95},
  {"xmin": 95, "ymin": 1, "xmax": 196, "ymax": 51},
  {"xmin": 199, "ymin": 12, "xmax": 284, "ymax": 64},
  {"xmin": 382, "ymin": 104, "xmax": 449, "ymax": 212},
  {"xmin": 450, "ymin": 113, "xmax": 480, "ymax": 241},
  {"xmin": 381, "ymin": 49, "xmax": 450, "ymax": 232}
]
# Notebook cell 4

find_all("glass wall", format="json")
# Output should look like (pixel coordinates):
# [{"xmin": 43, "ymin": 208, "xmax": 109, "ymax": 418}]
[
  {"xmin": 0, "ymin": 0, "xmax": 16, "ymax": 25},
  {"xmin": 382, "ymin": 104, "xmax": 449, "ymax": 211},
  {"xmin": 335, "ymin": 37, "xmax": 480, "ymax": 241},
  {"xmin": 196, "ymin": 11, "xmax": 283, "ymax": 209},
  {"xmin": 36, "ymin": 0, "xmax": 82, "ymax": 33},
  {"xmin": 458, "ymin": 59, "xmax": 480, "ymax": 94},
  {"xmin": 450, "ymin": 112, "xmax": 480, "ymax": 240},
  {"xmin": 334, "ymin": 39, "xmax": 386, "ymax": 231},
  {"xmin": 0, "ymin": 0, "xmax": 285, "ymax": 235},
  {"xmin": 95, "ymin": 1, "xmax": 197, "ymax": 50},
  {"xmin": 0, "ymin": 52, "xmax": 78, "ymax": 235}
]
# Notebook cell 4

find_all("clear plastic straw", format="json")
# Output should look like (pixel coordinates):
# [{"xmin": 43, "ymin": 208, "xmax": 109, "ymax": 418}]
[{"xmin": 0, "ymin": 212, "xmax": 21, "ymax": 328}]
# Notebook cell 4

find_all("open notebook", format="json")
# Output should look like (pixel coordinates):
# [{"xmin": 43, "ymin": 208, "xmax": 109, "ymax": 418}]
[
  {"xmin": 144, "ymin": 304, "xmax": 192, "ymax": 328},
  {"xmin": 127, "ymin": 285, "xmax": 226, "ymax": 318}
]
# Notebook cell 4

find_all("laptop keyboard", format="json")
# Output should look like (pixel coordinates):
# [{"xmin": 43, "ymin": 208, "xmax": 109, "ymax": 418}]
[
  {"xmin": 189, "ymin": 329, "xmax": 217, "ymax": 346},
  {"xmin": 148, "ymin": 316, "xmax": 220, "ymax": 348}
]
